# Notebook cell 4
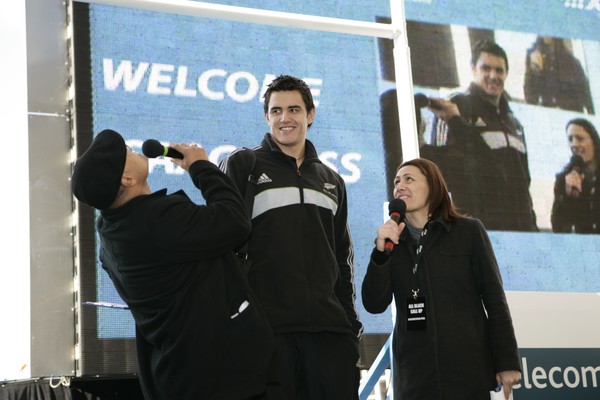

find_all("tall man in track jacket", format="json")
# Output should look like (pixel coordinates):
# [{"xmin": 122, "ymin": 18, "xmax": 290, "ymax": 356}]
[{"xmin": 220, "ymin": 75, "xmax": 363, "ymax": 399}]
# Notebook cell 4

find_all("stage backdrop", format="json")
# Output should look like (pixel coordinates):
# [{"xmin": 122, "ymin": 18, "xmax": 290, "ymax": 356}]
[{"xmin": 73, "ymin": 1, "xmax": 600, "ymax": 398}]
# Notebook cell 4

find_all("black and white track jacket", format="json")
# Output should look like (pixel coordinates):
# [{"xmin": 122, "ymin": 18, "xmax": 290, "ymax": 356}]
[{"xmin": 220, "ymin": 133, "xmax": 363, "ymax": 339}]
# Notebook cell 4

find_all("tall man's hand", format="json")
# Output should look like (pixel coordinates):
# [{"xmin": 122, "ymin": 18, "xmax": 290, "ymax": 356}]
[{"xmin": 427, "ymin": 98, "xmax": 461, "ymax": 122}]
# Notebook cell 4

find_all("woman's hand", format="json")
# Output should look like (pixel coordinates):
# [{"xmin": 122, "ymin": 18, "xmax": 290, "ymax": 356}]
[
  {"xmin": 565, "ymin": 169, "xmax": 583, "ymax": 197},
  {"xmin": 375, "ymin": 218, "xmax": 405, "ymax": 252},
  {"xmin": 496, "ymin": 370, "xmax": 521, "ymax": 400}
]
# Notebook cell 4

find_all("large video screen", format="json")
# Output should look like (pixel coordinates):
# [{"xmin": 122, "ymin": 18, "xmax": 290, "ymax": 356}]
[{"xmin": 74, "ymin": 0, "xmax": 600, "ymax": 378}]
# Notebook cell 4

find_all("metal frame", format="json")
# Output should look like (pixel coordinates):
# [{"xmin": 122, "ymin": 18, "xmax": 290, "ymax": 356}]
[
  {"xmin": 73, "ymin": 0, "xmax": 417, "ymax": 395},
  {"xmin": 75, "ymin": 0, "xmax": 419, "ymax": 161}
]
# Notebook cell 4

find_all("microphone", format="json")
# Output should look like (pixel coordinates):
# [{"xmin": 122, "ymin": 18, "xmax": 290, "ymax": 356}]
[
  {"xmin": 414, "ymin": 93, "xmax": 442, "ymax": 110},
  {"xmin": 142, "ymin": 139, "xmax": 183, "ymax": 159},
  {"xmin": 567, "ymin": 154, "xmax": 585, "ymax": 197},
  {"xmin": 384, "ymin": 198, "xmax": 407, "ymax": 255},
  {"xmin": 414, "ymin": 93, "xmax": 429, "ymax": 109}
]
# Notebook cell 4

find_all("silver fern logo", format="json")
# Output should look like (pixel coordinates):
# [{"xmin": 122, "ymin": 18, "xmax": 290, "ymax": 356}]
[{"xmin": 323, "ymin": 183, "xmax": 338, "ymax": 200}]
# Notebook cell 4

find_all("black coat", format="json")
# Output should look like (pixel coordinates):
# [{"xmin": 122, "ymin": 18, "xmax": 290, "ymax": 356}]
[
  {"xmin": 429, "ymin": 83, "xmax": 538, "ymax": 232},
  {"xmin": 362, "ymin": 216, "xmax": 520, "ymax": 399},
  {"xmin": 97, "ymin": 160, "xmax": 275, "ymax": 400},
  {"xmin": 551, "ymin": 163, "xmax": 600, "ymax": 233},
  {"xmin": 524, "ymin": 38, "xmax": 595, "ymax": 114}
]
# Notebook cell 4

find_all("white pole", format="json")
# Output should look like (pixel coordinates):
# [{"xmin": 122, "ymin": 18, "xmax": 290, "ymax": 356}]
[
  {"xmin": 387, "ymin": 5, "xmax": 415, "ymax": 397},
  {"xmin": 390, "ymin": 0, "xmax": 419, "ymax": 161},
  {"xmin": 76, "ymin": 0, "xmax": 395, "ymax": 39},
  {"xmin": 0, "ymin": 0, "xmax": 31, "ymax": 381}
]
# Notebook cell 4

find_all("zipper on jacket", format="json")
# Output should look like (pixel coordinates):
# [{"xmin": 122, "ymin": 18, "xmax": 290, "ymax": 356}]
[{"xmin": 297, "ymin": 166, "xmax": 305, "ymax": 204}]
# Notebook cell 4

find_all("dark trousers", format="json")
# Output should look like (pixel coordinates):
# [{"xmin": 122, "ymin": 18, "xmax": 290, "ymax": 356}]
[{"xmin": 265, "ymin": 332, "xmax": 359, "ymax": 400}]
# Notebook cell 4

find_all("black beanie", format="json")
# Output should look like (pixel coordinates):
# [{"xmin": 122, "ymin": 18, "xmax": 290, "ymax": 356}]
[{"xmin": 71, "ymin": 129, "xmax": 127, "ymax": 210}]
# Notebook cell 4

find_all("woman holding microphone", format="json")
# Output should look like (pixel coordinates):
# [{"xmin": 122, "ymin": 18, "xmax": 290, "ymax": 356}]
[{"xmin": 362, "ymin": 158, "xmax": 521, "ymax": 399}]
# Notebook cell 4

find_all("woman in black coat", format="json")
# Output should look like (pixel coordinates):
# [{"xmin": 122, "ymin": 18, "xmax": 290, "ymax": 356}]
[
  {"xmin": 362, "ymin": 158, "xmax": 521, "ymax": 400},
  {"xmin": 551, "ymin": 118, "xmax": 600, "ymax": 234}
]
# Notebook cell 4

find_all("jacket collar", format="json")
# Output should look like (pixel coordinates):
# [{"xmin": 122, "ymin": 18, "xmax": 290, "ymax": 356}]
[
  {"xmin": 100, "ymin": 189, "xmax": 168, "ymax": 221},
  {"xmin": 429, "ymin": 213, "xmax": 452, "ymax": 232},
  {"xmin": 467, "ymin": 82, "xmax": 511, "ymax": 114},
  {"xmin": 400, "ymin": 212, "xmax": 451, "ymax": 242},
  {"xmin": 261, "ymin": 133, "xmax": 320, "ymax": 163}
]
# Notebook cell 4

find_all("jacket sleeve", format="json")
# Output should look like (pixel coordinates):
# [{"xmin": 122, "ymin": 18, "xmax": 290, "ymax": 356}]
[
  {"xmin": 472, "ymin": 219, "xmax": 521, "ymax": 373},
  {"xmin": 523, "ymin": 48, "xmax": 543, "ymax": 105},
  {"xmin": 571, "ymin": 56, "xmax": 595, "ymax": 114},
  {"xmin": 219, "ymin": 149, "xmax": 253, "ymax": 216},
  {"xmin": 147, "ymin": 160, "xmax": 251, "ymax": 260},
  {"xmin": 445, "ymin": 94, "xmax": 489, "ymax": 153},
  {"xmin": 429, "ymin": 95, "xmax": 486, "ymax": 158},
  {"xmin": 334, "ymin": 178, "xmax": 363, "ymax": 339},
  {"xmin": 361, "ymin": 248, "xmax": 393, "ymax": 314},
  {"xmin": 551, "ymin": 171, "xmax": 574, "ymax": 233}
]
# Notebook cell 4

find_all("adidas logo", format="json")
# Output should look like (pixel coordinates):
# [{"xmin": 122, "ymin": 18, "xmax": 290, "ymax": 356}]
[
  {"xmin": 257, "ymin": 173, "xmax": 272, "ymax": 185},
  {"xmin": 474, "ymin": 117, "xmax": 487, "ymax": 127},
  {"xmin": 324, "ymin": 183, "xmax": 336, "ymax": 191}
]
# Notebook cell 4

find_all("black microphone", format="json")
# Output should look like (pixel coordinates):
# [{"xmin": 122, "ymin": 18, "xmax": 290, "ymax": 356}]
[
  {"xmin": 142, "ymin": 139, "xmax": 183, "ymax": 159},
  {"xmin": 414, "ymin": 93, "xmax": 429, "ymax": 109},
  {"xmin": 567, "ymin": 154, "xmax": 585, "ymax": 197},
  {"xmin": 384, "ymin": 198, "xmax": 407, "ymax": 255},
  {"xmin": 414, "ymin": 93, "xmax": 442, "ymax": 110}
]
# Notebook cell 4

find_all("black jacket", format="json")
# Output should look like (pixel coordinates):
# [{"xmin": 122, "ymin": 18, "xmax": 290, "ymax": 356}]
[
  {"xmin": 362, "ymin": 216, "xmax": 520, "ymax": 399},
  {"xmin": 524, "ymin": 38, "xmax": 594, "ymax": 114},
  {"xmin": 220, "ymin": 134, "xmax": 363, "ymax": 339},
  {"xmin": 430, "ymin": 83, "xmax": 538, "ymax": 231},
  {"xmin": 97, "ymin": 160, "xmax": 274, "ymax": 400},
  {"xmin": 551, "ymin": 162, "xmax": 600, "ymax": 233}
]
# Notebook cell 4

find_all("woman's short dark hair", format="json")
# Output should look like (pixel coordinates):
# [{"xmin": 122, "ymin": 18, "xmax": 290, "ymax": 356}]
[{"xmin": 397, "ymin": 158, "xmax": 463, "ymax": 221}]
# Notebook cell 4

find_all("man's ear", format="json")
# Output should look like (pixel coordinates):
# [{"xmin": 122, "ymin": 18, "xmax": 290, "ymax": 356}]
[
  {"xmin": 121, "ymin": 174, "xmax": 135, "ymax": 187},
  {"xmin": 308, "ymin": 108, "xmax": 316, "ymax": 125}
]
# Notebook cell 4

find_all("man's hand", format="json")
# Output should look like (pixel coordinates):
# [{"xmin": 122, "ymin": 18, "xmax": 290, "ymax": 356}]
[
  {"xmin": 427, "ymin": 98, "xmax": 461, "ymax": 122},
  {"xmin": 170, "ymin": 143, "xmax": 209, "ymax": 171}
]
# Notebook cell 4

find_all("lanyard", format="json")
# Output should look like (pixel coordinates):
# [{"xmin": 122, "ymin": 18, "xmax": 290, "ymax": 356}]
[{"xmin": 411, "ymin": 225, "xmax": 429, "ymax": 299}]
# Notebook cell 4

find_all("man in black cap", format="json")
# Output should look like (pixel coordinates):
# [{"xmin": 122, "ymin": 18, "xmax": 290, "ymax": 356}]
[{"xmin": 72, "ymin": 129, "xmax": 275, "ymax": 400}]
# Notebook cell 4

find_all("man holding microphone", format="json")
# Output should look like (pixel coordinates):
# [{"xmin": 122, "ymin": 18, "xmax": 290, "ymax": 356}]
[{"xmin": 71, "ymin": 129, "xmax": 275, "ymax": 400}]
